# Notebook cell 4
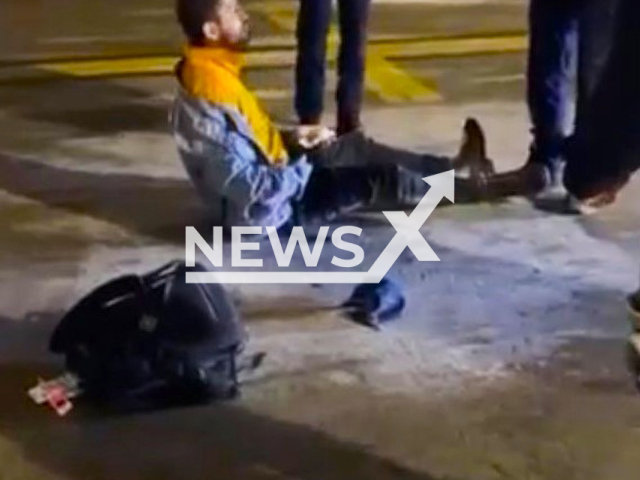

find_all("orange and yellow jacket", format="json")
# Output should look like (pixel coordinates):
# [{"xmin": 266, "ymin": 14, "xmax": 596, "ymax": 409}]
[{"xmin": 170, "ymin": 45, "xmax": 312, "ymax": 229}]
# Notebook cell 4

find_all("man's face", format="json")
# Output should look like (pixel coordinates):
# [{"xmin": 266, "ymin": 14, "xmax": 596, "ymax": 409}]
[{"xmin": 206, "ymin": 0, "xmax": 251, "ymax": 49}]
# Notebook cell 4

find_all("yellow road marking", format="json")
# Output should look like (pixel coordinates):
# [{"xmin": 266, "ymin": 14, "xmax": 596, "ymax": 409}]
[
  {"xmin": 255, "ymin": 88, "xmax": 291, "ymax": 101},
  {"xmin": 11, "ymin": 1, "xmax": 528, "ymax": 104},
  {"xmin": 375, "ymin": 35, "xmax": 527, "ymax": 58},
  {"xmin": 41, "ymin": 57, "xmax": 177, "ymax": 77},
  {"xmin": 366, "ymin": 54, "xmax": 441, "ymax": 103},
  {"xmin": 0, "ymin": 35, "xmax": 527, "ymax": 105},
  {"xmin": 470, "ymin": 73, "xmax": 525, "ymax": 84},
  {"xmin": 248, "ymin": 0, "xmax": 523, "ymax": 103},
  {"xmin": 250, "ymin": 0, "xmax": 439, "ymax": 102}
]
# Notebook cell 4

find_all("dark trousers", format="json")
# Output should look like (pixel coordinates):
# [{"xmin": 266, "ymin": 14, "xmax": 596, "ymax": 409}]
[
  {"xmin": 295, "ymin": 0, "xmax": 371, "ymax": 133},
  {"xmin": 311, "ymin": 131, "xmax": 451, "ymax": 176},
  {"xmin": 527, "ymin": 0, "xmax": 580, "ymax": 172},
  {"xmin": 304, "ymin": 132, "xmax": 452, "ymax": 211},
  {"xmin": 563, "ymin": 0, "xmax": 640, "ymax": 197},
  {"xmin": 527, "ymin": 0, "xmax": 614, "ymax": 173}
]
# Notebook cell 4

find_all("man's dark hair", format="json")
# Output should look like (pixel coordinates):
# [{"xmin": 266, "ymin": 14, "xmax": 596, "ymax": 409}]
[{"xmin": 176, "ymin": 0, "xmax": 221, "ymax": 44}]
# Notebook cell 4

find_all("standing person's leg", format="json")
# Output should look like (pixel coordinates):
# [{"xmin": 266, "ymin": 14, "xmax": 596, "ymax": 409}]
[
  {"xmin": 464, "ymin": 0, "xmax": 582, "ymax": 201},
  {"xmin": 575, "ymin": 0, "xmax": 617, "ymax": 108},
  {"xmin": 577, "ymin": 0, "xmax": 640, "ymax": 387},
  {"xmin": 526, "ymin": 0, "xmax": 580, "ymax": 183},
  {"xmin": 563, "ymin": 0, "xmax": 640, "ymax": 202},
  {"xmin": 295, "ymin": 0, "xmax": 333, "ymax": 125},
  {"xmin": 336, "ymin": 0, "xmax": 371, "ymax": 135},
  {"xmin": 468, "ymin": 0, "xmax": 629, "ymax": 204},
  {"xmin": 452, "ymin": 0, "xmax": 580, "ymax": 201}
]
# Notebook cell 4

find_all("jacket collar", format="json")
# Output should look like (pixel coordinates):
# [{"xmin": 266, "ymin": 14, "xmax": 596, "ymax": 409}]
[{"xmin": 182, "ymin": 44, "xmax": 245, "ymax": 77}]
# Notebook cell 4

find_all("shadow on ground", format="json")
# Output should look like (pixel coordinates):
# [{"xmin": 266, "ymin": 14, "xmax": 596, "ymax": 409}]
[
  {"xmin": 0, "ymin": 150, "xmax": 497, "ymax": 254},
  {"xmin": 0, "ymin": 311, "xmax": 443, "ymax": 480},
  {"xmin": 0, "ymin": 153, "xmax": 209, "ymax": 243},
  {"xmin": 0, "ymin": 245, "xmax": 634, "ymax": 480},
  {"xmin": 0, "ymin": 71, "xmax": 170, "ymax": 136}
]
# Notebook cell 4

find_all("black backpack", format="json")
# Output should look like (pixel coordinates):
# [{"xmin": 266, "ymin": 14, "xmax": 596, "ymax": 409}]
[{"xmin": 50, "ymin": 261, "xmax": 258, "ymax": 408}]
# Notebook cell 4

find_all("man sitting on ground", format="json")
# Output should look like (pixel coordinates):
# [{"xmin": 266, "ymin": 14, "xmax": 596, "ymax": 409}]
[{"xmin": 171, "ymin": 0, "xmax": 492, "ymax": 231}]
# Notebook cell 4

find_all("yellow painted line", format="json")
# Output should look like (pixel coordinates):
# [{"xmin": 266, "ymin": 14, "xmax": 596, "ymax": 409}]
[
  {"xmin": 470, "ymin": 73, "xmax": 525, "ymax": 84},
  {"xmin": 248, "ymin": 0, "xmax": 296, "ymax": 11},
  {"xmin": 1, "ymin": 32, "xmax": 453, "ymax": 63},
  {"xmin": 250, "ymin": 30, "xmax": 427, "ymax": 48},
  {"xmin": 0, "ymin": 34, "xmax": 527, "ymax": 105},
  {"xmin": 249, "ymin": 0, "xmax": 516, "ymax": 104},
  {"xmin": 40, "ymin": 56, "xmax": 178, "ymax": 77},
  {"xmin": 20, "ymin": 35, "xmax": 527, "ymax": 73},
  {"xmin": 13, "ymin": 32, "xmax": 524, "ymax": 63},
  {"xmin": 366, "ymin": 54, "xmax": 441, "ymax": 103},
  {"xmin": 14, "ymin": 34, "xmax": 527, "ymax": 76},
  {"xmin": 249, "ymin": 0, "xmax": 484, "ymax": 48},
  {"xmin": 0, "ymin": 52, "xmax": 293, "ymax": 80},
  {"xmin": 376, "ymin": 34, "xmax": 527, "ymax": 59},
  {"xmin": 120, "ymin": 8, "xmax": 174, "ymax": 18},
  {"xmin": 254, "ymin": 88, "xmax": 291, "ymax": 101}
]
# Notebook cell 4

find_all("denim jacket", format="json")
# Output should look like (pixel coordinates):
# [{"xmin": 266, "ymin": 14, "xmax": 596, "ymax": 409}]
[{"xmin": 170, "ymin": 90, "xmax": 313, "ymax": 229}]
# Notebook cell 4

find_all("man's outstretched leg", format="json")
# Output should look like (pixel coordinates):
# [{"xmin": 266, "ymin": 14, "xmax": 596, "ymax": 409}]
[{"xmin": 299, "ymin": 119, "xmax": 494, "ymax": 219}]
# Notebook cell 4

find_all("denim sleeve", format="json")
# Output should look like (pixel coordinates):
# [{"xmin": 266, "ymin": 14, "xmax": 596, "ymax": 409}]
[
  {"xmin": 219, "ymin": 132, "xmax": 313, "ymax": 225},
  {"xmin": 172, "ymin": 95, "xmax": 313, "ymax": 228}
]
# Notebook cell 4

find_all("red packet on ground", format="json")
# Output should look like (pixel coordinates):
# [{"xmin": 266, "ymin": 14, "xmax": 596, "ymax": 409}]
[
  {"xmin": 28, "ymin": 374, "xmax": 81, "ymax": 416},
  {"xmin": 45, "ymin": 385, "xmax": 73, "ymax": 416}
]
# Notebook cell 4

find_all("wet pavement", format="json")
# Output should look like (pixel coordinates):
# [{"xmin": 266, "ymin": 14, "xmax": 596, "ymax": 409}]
[{"xmin": 1, "ymin": 1, "xmax": 640, "ymax": 479}]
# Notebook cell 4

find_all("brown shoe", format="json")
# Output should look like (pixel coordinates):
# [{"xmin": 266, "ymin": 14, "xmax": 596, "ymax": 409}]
[
  {"xmin": 453, "ymin": 118, "xmax": 558, "ymax": 201},
  {"xmin": 483, "ymin": 162, "xmax": 550, "ymax": 200},
  {"xmin": 451, "ymin": 118, "xmax": 499, "ymax": 202},
  {"xmin": 452, "ymin": 118, "xmax": 495, "ymax": 181}
]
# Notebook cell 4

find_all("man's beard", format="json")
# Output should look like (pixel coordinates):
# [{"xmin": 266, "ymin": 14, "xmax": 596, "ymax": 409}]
[{"xmin": 222, "ymin": 25, "xmax": 251, "ymax": 51}]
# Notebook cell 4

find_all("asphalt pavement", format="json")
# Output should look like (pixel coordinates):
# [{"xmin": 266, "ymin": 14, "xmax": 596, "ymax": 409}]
[{"xmin": 1, "ymin": 2, "xmax": 640, "ymax": 480}]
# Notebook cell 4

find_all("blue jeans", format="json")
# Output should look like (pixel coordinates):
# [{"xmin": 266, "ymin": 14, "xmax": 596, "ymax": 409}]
[
  {"xmin": 295, "ymin": 0, "xmax": 371, "ymax": 134},
  {"xmin": 527, "ymin": 0, "xmax": 581, "ymax": 175}
]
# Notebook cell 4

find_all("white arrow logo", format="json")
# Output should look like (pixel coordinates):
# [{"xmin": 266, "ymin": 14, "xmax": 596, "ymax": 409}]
[{"xmin": 187, "ymin": 170, "xmax": 453, "ymax": 284}]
